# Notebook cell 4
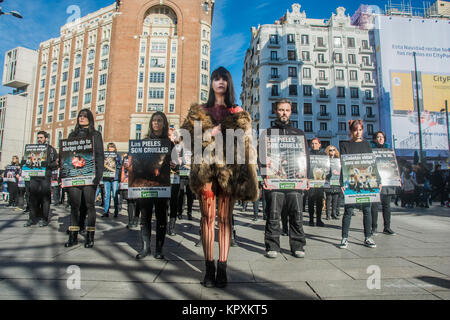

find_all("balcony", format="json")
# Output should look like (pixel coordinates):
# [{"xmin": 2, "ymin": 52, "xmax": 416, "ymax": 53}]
[
  {"xmin": 363, "ymin": 96, "xmax": 377, "ymax": 104},
  {"xmin": 314, "ymin": 44, "xmax": 328, "ymax": 51},
  {"xmin": 359, "ymin": 46, "xmax": 374, "ymax": 54},
  {"xmin": 317, "ymin": 112, "xmax": 331, "ymax": 120},
  {"xmin": 315, "ymin": 78, "xmax": 329, "ymax": 85},
  {"xmin": 317, "ymin": 130, "xmax": 333, "ymax": 138},
  {"xmin": 316, "ymin": 95, "xmax": 330, "ymax": 102},
  {"xmin": 361, "ymin": 79, "xmax": 376, "ymax": 87},
  {"xmin": 364, "ymin": 114, "xmax": 377, "ymax": 122},
  {"xmin": 268, "ymin": 93, "xmax": 281, "ymax": 100},
  {"xmin": 268, "ymin": 58, "xmax": 283, "ymax": 65},
  {"xmin": 360, "ymin": 63, "xmax": 375, "ymax": 70},
  {"xmin": 267, "ymin": 41, "xmax": 281, "ymax": 48},
  {"xmin": 269, "ymin": 75, "xmax": 281, "ymax": 82},
  {"xmin": 314, "ymin": 61, "xmax": 331, "ymax": 68}
]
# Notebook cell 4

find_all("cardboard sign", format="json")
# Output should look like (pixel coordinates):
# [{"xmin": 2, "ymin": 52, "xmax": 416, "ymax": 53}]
[
  {"xmin": 103, "ymin": 152, "xmax": 117, "ymax": 179},
  {"xmin": 341, "ymin": 153, "xmax": 380, "ymax": 204},
  {"xmin": 324, "ymin": 158, "xmax": 342, "ymax": 188},
  {"xmin": 128, "ymin": 139, "xmax": 171, "ymax": 198},
  {"xmin": 60, "ymin": 138, "xmax": 95, "ymax": 187},
  {"xmin": 22, "ymin": 144, "xmax": 48, "ymax": 178},
  {"xmin": 4, "ymin": 165, "xmax": 19, "ymax": 183},
  {"xmin": 373, "ymin": 149, "xmax": 402, "ymax": 187},
  {"xmin": 309, "ymin": 155, "xmax": 330, "ymax": 188}
]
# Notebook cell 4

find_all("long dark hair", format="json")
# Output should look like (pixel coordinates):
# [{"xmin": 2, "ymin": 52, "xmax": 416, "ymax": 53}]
[
  {"xmin": 205, "ymin": 67, "xmax": 236, "ymax": 109},
  {"xmin": 73, "ymin": 108, "xmax": 96, "ymax": 135},
  {"xmin": 145, "ymin": 111, "xmax": 169, "ymax": 139}
]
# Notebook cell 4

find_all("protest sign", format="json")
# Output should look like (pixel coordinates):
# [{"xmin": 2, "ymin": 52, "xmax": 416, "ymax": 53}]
[
  {"xmin": 103, "ymin": 152, "xmax": 117, "ymax": 179},
  {"xmin": 373, "ymin": 149, "xmax": 402, "ymax": 187},
  {"xmin": 22, "ymin": 144, "xmax": 48, "ymax": 178},
  {"xmin": 309, "ymin": 155, "xmax": 330, "ymax": 188},
  {"xmin": 60, "ymin": 138, "xmax": 95, "ymax": 187}
]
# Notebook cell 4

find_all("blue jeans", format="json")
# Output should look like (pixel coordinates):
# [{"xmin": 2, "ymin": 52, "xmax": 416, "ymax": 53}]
[
  {"xmin": 342, "ymin": 203, "xmax": 372, "ymax": 239},
  {"xmin": 104, "ymin": 180, "xmax": 119, "ymax": 213}
]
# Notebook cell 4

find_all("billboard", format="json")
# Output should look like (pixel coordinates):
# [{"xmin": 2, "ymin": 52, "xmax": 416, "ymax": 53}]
[{"xmin": 374, "ymin": 16, "xmax": 450, "ymax": 155}]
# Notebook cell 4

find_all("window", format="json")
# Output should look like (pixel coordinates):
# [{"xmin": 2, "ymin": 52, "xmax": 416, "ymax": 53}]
[
  {"xmin": 74, "ymin": 68, "xmax": 80, "ymax": 79},
  {"xmin": 138, "ymin": 87, "xmax": 143, "ymax": 99},
  {"xmin": 366, "ymin": 106, "xmax": 373, "ymax": 116},
  {"xmin": 320, "ymin": 123, "xmax": 328, "ymax": 131},
  {"xmin": 149, "ymin": 72, "xmax": 165, "ymax": 83},
  {"xmin": 97, "ymin": 125, "xmax": 103, "ymax": 134},
  {"xmin": 169, "ymin": 104, "xmax": 175, "ymax": 113},
  {"xmin": 48, "ymin": 102, "xmax": 54, "ymax": 112},
  {"xmin": 98, "ymin": 74, "xmax": 107, "ymax": 86},
  {"xmin": 98, "ymin": 89, "xmax": 106, "ymax": 101},
  {"xmin": 304, "ymin": 103, "xmax": 312, "ymax": 115},
  {"xmin": 63, "ymin": 59, "xmax": 69, "ymax": 69},
  {"xmin": 270, "ymin": 51, "xmax": 278, "ymax": 60},
  {"xmin": 169, "ymin": 88, "xmax": 175, "ymax": 99},
  {"xmin": 351, "ymin": 105, "xmax": 360, "ymax": 116},
  {"xmin": 96, "ymin": 105, "xmax": 105, "ymax": 113},
  {"xmin": 301, "ymin": 51, "xmax": 310, "ymax": 61},
  {"xmin": 39, "ymin": 92, "xmax": 44, "ymax": 102},
  {"xmin": 339, "ymin": 122, "xmax": 346, "ymax": 132},
  {"xmin": 319, "ymin": 70, "xmax": 327, "ymax": 80},
  {"xmin": 139, "ymin": 72, "xmax": 144, "ymax": 83},
  {"xmin": 62, "ymin": 72, "xmax": 68, "ymax": 82},
  {"xmin": 271, "ymin": 85, "xmax": 279, "ymax": 96},
  {"xmin": 51, "ymin": 75, "xmax": 56, "ymax": 86},
  {"xmin": 49, "ymin": 88, "xmax": 55, "ymax": 99},
  {"xmin": 102, "ymin": 44, "xmax": 110, "ymax": 56},
  {"xmin": 349, "ymin": 70, "xmax": 358, "ymax": 81},
  {"xmin": 362, "ymin": 56, "xmax": 370, "ymax": 66},
  {"xmin": 334, "ymin": 52, "xmax": 343, "ymax": 63},
  {"xmin": 364, "ymin": 73, "xmax": 372, "ymax": 82},
  {"xmin": 140, "ymin": 43, "xmax": 146, "ymax": 54},
  {"xmin": 319, "ymin": 87, "xmax": 327, "ymax": 97},
  {"xmin": 303, "ymin": 85, "xmax": 312, "ymax": 96},
  {"xmin": 58, "ymin": 113, "xmax": 65, "ymax": 121},
  {"xmin": 365, "ymin": 90, "xmax": 373, "ymax": 99},
  {"xmin": 88, "ymin": 50, "xmax": 95, "ymax": 61},
  {"xmin": 47, "ymin": 115, "xmax": 53, "ymax": 123},
  {"xmin": 287, "ymin": 34, "xmax": 295, "ymax": 44},
  {"xmin": 84, "ymin": 78, "xmax": 92, "ymax": 90},
  {"xmin": 271, "ymin": 68, "xmax": 279, "ymax": 78},
  {"xmin": 289, "ymin": 85, "xmax": 297, "ymax": 96},
  {"xmin": 171, "ymin": 58, "xmax": 176, "ymax": 68},
  {"xmin": 337, "ymin": 87, "xmax": 345, "ymax": 98},
  {"xmin": 101, "ymin": 59, "xmax": 108, "ymax": 70},
  {"xmin": 73, "ymin": 81, "xmax": 79, "ymax": 93},
  {"xmin": 362, "ymin": 40, "xmax": 369, "ymax": 49},
  {"xmin": 81, "ymin": 91, "xmax": 91, "ymax": 105},
  {"xmin": 140, "ymin": 57, "xmax": 145, "ymax": 66},
  {"xmin": 201, "ymin": 59, "xmax": 208, "ymax": 71},
  {"xmin": 151, "ymin": 42, "xmax": 166, "ymax": 54},
  {"xmin": 333, "ymin": 37, "xmax": 342, "ymax": 48},
  {"xmin": 317, "ymin": 37, "xmax": 325, "ymax": 47},
  {"xmin": 348, "ymin": 54, "xmax": 356, "ymax": 65},
  {"xmin": 320, "ymin": 105, "xmax": 327, "ymax": 115},
  {"xmin": 148, "ymin": 88, "xmax": 164, "ymax": 99},
  {"xmin": 318, "ymin": 53, "xmax": 325, "ymax": 63},
  {"xmin": 137, "ymin": 103, "xmax": 143, "ymax": 112},
  {"xmin": 201, "ymin": 74, "xmax": 207, "ymax": 86},
  {"xmin": 347, "ymin": 37, "xmax": 355, "ymax": 48},
  {"xmin": 41, "ymin": 66, "xmax": 47, "ymax": 76},
  {"xmin": 292, "ymin": 103, "xmax": 298, "ymax": 114},
  {"xmin": 75, "ymin": 54, "xmax": 82, "ymax": 65},
  {"xmin": 38, "ymin": 105, "xmax": 43, "ymax": 115},
  {"xmin": 303, "ymin": 68, "xmax": 311, "ymax": 79},
  {"xmin": 40, "ymin": 79, "xmax": 45, "ymax": 89},
  {"xmin": 70, "ymin": 110, "xmax": 77, "ymax": 119},
  {"xmin": 52, "ymin": 62, "xmax": 58, "ymax": 73},
  {"xmin": 59, "ymin": 99, "xmax": 66, "ymax": 110},
  {"xmin": 288, "ymin": 67, "xmax": 297, "ymax": 78},
  {"xmin": 304, "ymin": 121, "xmax": 313, "ymax": 132},
  {"xmin": 201, "ymin": 90, "xmax": 208, "ymax": 101},
  {"xmin": 301, "ymin": 35, "xmax": 309, "ymax": 45},
  {"xmin": 202, "ymin": 44, "xmax": 209, "ymax": 55},
  {"xmin": 136, "ymin": 124, "xmax": 142, "ymax": 140},
  {"xmin": 367, "ymin": 124, "xmax": 374, "ymax": 135},
  {"xmin": 61, "ymin": 85, "xmax": 67, "ymax": 96},
  {"xmin": 336, "ymin": 69, "xmax": 344, "ymax": 81},
  {"xmin": 71, "ymin": 96, "xmax": 78, "ymax": 108},
  {"xmin": 269, "ymin": 34, "xmax": 278, "ymax": 44},
  {"xmin": 351, "ymin": 87, "xmax": 359, "ymax": 98},
  {"xmin": 147, "ymin": 103, "xmax": 164, "ymax": 112},
  {"xmin": 36, "ymin": 118, "xmax": 42, "ymax": 126},
  {"xmin": 337, "ymin": 104, "xmax": 346, "ymax": 116}
]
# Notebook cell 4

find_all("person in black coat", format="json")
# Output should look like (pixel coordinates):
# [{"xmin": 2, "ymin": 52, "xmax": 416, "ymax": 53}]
[
  {"xmin": 308, "ymin": 138, "xmax": 326, "ymax": 227},
  {"xmin": 64, "ymin": 108, "xmax": 104, "ymax": 248},
  {"xmin": 324, "ymin": 145, "xmax": 342, "ymax": 220}
]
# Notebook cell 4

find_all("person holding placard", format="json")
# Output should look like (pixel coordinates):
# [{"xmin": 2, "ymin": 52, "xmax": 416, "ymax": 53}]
[
  {"xmin": 370, "ymin": 131, "xmax": 397, "ymax": 236},
  {"xmin": 324, "ymin": 145, "xmax": 342, "ymax": 220},
  {"xmin": 101, "ymin": 143, "xmax": 122, "ymax": 218},
  {"xmin": 339, "ymin": 120, "xmax": 377, "ymax": 249},
  {"xmin": 308, "ymin": 138, "xmax": 327, "ymax": 227},
  {"xmin": 24, "ymin": 131, "xmax": 58, "ymax": 227},
  {"xmin": 3, "ymin": 156, "xmax": 21, "ymax": 207},
  {"xmin": 64, "ymin": 109, "xmax": 104, "ymax": 248}
]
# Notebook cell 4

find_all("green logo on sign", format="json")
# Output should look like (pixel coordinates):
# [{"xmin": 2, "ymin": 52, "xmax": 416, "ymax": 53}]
[
  {"xmin": 73, "ymin": 180, "xmax": 85, "ymax": 186},
  {"xmin": 141, "ymin": 191, "xmax": 158, "ymax": 198},
  {"xmin": 356, "ymin": 197, "xmax": 370, "ymax": 204},
  {"xmin": 280, "ymin": 183, "xmax": 295, "ymax": 189}
]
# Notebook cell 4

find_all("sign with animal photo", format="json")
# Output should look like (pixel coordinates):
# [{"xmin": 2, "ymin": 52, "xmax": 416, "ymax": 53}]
[
  {"xmin": 309, "ymin": 155, "xmax": 330, "ymax": 188},
  {"xmin": 22, "ymin": 144, "xmax": 48, "ymax": 178},
  {"xmin": 262, "ymin": 134, "xmax": 308, "ymax": 190},
  {"xmin": 325, "ymin": 158, "xmax": 342, "ymax": 188},
  {"xmin": 128, "ymin": 139, "xmax": 171, "ymax": 198},
  {"xmin": 341, "ymin": 153, "xmax": 380, "ymax": 204},
  {"xmin": 372, "ymin": 149, "xmax": 402, "ymax": 187},
  {"xmin": 103, "ymin": 152, "xmax": 117, "ymax": 179},
  {"xmin": 4, "ymin": 165, "xmax": 19, "ymax": 182},
  {"xmin": 120, "ymin": 156, "xmax": 130, "ymax": 190},
  {"xmin": 60, "ymin": 138, "xmax": 96, "ymax": 187},
  {"xmin": 51, "ymin": 169, "xmax": 59, "ymax": 187}
]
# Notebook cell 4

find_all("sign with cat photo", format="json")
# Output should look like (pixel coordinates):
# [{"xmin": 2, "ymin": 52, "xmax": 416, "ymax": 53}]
[
  {"xmin": 309, "ymin": 155, "xmax": 330, "ymax": 188},
  {"xmin": 341, "ymin": 153, "xmax": 380, "ymax": 204},
  {"xmin": 128, "ymin": 139, "xmax": 172, "ymax": 199},
  {"xmin": 372, "ymin": 149, "xmax": 402, "ymax": 187}
]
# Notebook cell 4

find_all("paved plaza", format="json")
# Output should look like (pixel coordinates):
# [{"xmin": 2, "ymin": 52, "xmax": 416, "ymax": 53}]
[{"xmin": 0, "ymin": 200, "xmax": 449, "ymax": 300}]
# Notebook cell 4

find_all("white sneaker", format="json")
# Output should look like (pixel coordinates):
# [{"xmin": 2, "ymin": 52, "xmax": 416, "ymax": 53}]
[
  {"xmin": 364, "ymin": 237, "xmax": 376, "ymax": 248},
  {"xmin": 339, "ymin": 238, "xmax": 348, "ymax": 249},
  {"xmin": 265, "ymin": 251, "xmax": 278, "ymax": 259},
  {"xmin": 293, "ymin": 250, "xmax": 305, "ymax": 258}
]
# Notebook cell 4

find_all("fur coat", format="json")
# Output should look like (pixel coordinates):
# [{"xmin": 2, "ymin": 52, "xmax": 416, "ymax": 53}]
[{"xmin": 181, "ymin": 103, "xmax": 259, "ymax": 202}]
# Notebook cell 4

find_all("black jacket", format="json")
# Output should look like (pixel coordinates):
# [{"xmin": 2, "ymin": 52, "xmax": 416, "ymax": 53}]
[{"xmin": 68, "ymin": 128, "xmax": 104, "ymax": 185}]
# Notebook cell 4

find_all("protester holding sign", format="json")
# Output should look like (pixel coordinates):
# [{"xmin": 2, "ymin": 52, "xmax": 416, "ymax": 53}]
[
  {"xmin": 308, "ymin": 138, "xmax": 328, "ymax": 227},
  {"xmin": 3, "ymin": 156, "xmax": 21, "ymax": 207},
  {"xmin": 324, "ymin": 145, "xmax": 342, "ymax": 220},
  {"xmin": 64, "ymin": 109, "xmax": 104, "ymax": 248},
  {"xmin": 339, "ymin": 120, "xmax": 377, "ymax": 249},
  {"xmin": 24, "ymin": 131, "xmax": 58, "ymax": 227},
  {"xmin": 133, "ymin": 111, "xmax": 174, "ymax": 260},
  {"xmin": 101, "ymin": 143, "xmax": 122, "ymax": 218},
  {"xmin": 181, "ymin": 67, "xmax": 258, "ymax": 288},
  {"xmin": 120, "ymin": 153, "xmax": 140, "ymax": 229},
  {"xmin": 261, "ymin": 99, "xmax": 309, "ymax": 260},
  {"xmin": 370, "ymin": 131, "xmax": 397, "ymax": 236}
]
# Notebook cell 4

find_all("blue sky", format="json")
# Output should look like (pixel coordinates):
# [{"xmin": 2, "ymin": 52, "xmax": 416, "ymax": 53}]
[{"xmin": 0, "ymin": 0, "xmax": 429, "ymax": 101}]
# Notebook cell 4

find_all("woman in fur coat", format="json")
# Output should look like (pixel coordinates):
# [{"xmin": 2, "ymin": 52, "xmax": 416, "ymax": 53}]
[{"xmin": 182, "ymin": 67, "xmax": 258, "ymax": 288}]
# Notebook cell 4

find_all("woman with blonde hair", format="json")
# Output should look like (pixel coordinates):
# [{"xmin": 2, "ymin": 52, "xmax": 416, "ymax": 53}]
[{"xmin": 324, "ymin": 145, "xmax": 341, "ymax": 220}]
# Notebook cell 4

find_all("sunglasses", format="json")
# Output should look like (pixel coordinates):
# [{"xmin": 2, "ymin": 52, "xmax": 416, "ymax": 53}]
[{"xmin": 329, "ymin": 149, "xmax": 336, "ymax": 152}]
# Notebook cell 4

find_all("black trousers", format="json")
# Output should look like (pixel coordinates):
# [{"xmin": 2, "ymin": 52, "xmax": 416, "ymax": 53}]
[
  {"xmin": 25, "ymin": 181, "xmax": 31, "ymax": 209},
  {"xmin": 139, "ymin": 198, "xmax": 168, "ymax": 250},
  {"xmin": 370, "ymin": 194, "xmax": 392, "ymax": 231},
  {"xmin": 326, "ymin": 192, "xmax": 341, "ymax": 218},
  {"xmin": 67, "ymin": 185, "xmax": 97, "ymax": 230},
  {"xmin": 17, "ymin": 187, "xmax": 26, "ymax": 208},
  {"xmin": 264, "ymin": 191, "xmax": 306, "ymax": 252},
  {"xmin": 308, "ymin": 189, "xmax": 324, "ymax": 222},
  {"xmin": 180, "ymin": 182, "xmax": 193, "ymax": 214},
  {"xmin": 170, "ymin": 183, "xmax": 182, "ymax": 219},
  {"xmin": 6, "ymin": 181, "xmax": 18, "ymax": 205},
  {"xmin": 52, "ymin": 186, "xmax": 61, "ymax": 205},
  {"xmin": 29, "ymin": 178, "xmax": 52, "ymax": 222}
]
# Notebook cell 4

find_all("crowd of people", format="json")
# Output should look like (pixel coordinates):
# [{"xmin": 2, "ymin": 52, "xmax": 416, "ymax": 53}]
[{"xmin": 1, "ymin": 66, "xmax": 450, "ymax": 289}]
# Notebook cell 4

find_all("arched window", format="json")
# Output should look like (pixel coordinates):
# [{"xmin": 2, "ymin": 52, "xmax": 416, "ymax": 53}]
[
  {"xmin": 88, "ymin": 50, "xmax": 95, "ymax": 61},
  {"xmin": 63, "ymin": 58, "xmax": 69, "ymax": 69},
  {"xmin": 75, "ymin": 54, "xmax": 82, "ymax": 65},
  {"xmin": 52, "ymin": 62, "xmax": 58, "ymax": 73},
  {"xmin": 102, "ymin": 44, "xmax": 109, "ymax": 56},
  {"xmin": 41, "ymin": 66, "xmax": 47, "ymax": 76}
]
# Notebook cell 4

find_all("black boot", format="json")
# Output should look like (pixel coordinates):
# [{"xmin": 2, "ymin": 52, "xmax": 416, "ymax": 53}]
[
  {"xmin": 215, "ymin": 261, "xmax": 228, "ymax": 288},
  {"xmin": 167, "ymin": 218, "xmax": 176, "ymax": 236},
  {"xmin": 187, "ymin": 212, "xmax": 193, "ymax": 221},
  {"xmin": 316, "ymin": 215, "xmax": 325, "ymax": 227},
  {"xmin": 155, "ymin": 241, "xmax": 164, "ymax": 260},
  {"xmin": 230, "ymin": 229, "xmax": 237, "ymax": 247},
  {"xmin": 84, "ymin": 231, "xmax": 95, "ymax": 248},
  {"xmin": 202, "ymin": 260, "xmax": 216, "ymax": 288},
  {"xmin": 64, "ymin": 231, "xmax": 78, "ymax": 247},
  {"xmin": 136, "ymin": 224, "xmax": 151, "ymax": 260}
]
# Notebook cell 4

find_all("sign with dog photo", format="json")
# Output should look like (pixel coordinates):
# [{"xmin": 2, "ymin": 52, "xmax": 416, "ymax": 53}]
[
  {"xmin": 309, "ymin": 155, "xmax": 330, "ymax": 188},
  {"xmin": 341, "ymin": 153, "xmax": 380, "ymax": 204},
  {"xmin": 372, "ymin": 149, "xmax": 402, "ymax": 187},
  {"xmin": 128, "ymin": 139, "xmax": 171, "ymax": 198}
]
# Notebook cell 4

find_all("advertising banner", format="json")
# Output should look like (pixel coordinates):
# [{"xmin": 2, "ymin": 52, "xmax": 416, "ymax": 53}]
[
  {"xmin": 341, "ymin": 153, "xmax": 380, "ymax": 204},
  {"xmin": 103, "ymin": 152, "xmax": 117, "ymax": 179},
  {"xmin": 309, "ymin": 155, "xmax": 330, "ymax": 188},
  {"xmin": 373, "ymin": 149, "xmax": 402, "ymax": 187},
  {"xmin": 263, "ymin": 134, "xmax": 308, "ymax": 190},
  {"xmin": 22, "ymin": 144, "xmax": 48, "ymax": 178},
  {"xmin": 128, "ymin": 139, "xmax": 171, "ymax": 198},
  {"xmin": 60, "ymin": 138, "xmax": 95, "ymax": 187}
]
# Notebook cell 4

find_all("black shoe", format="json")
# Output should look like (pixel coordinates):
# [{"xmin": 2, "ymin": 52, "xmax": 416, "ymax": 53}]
[
  {"xmin": 383, "ymin": 228, "xmax": 396, "ymax": 235},
  {"xmin": 65, "ymin": 231, "xmax": 78, "ymax": 247},
  {"xmin": 177, "ymin": 213, "xmax": 182, "ymax": 220},
  {"xmin": 202, "ymin": 260, "xmax": 216, "ymax": 288},
  {"xmin": 252, "ymin": 215, "xmax": 258, "ymax": 222},
  {"xmin": 38, "ymin": 219, "xmax": 48, "ymax": 227},
  {"xmin": 6, "ymin": 204, "xmax": 11, "ymax": 207},
  {"xmin": 332, "ymin": 215, "xmax": 339, "ymax": 220},
  {"xmin": 316, "ymin": 220, "xmax": 325, "ymax": 227},
  {"xmin": 325, "ymin": 216, "xmax": 330, "ymax": 220},
  {"xmin": 281, "ymin": 229, "xmax": 288, "ymax": 236},
  {"xmin": 215, "ymin": 261, "xmax": 227, "ymax": 288},
  {"xmin": 113, "ymin": 211, "xmax": 118, "ymax": 218},
  {"xmin": 24, "ymin": 220, "xmax": 34, "ymax": 227},
  {"xmin": 23, "ymin": 207, "xmax": 30, "ymax": 213},
  {"xmin": 230, "ymin": 230, "xmax": 237, "ymax": 247},
  {"xmin": 309, "ymin": 221, "xmax": 315, "ymax": 227},
  {"xmin": 84, "ymin": 231, "xmax": 95, "ymax": 248},
  {"xmin": 167, "ymin": 218, "xmax": 176, "ymax": 236},
  {"xmin": 136, "ymin": 225, "xmax": 151, "ymax": 260},
  {"xmin": 154, "ymin": 249, "xmax": 164, "ymax": 260},
  {"xmin": 101, "ymin": 213, "xmax": 109, "ymax": 218},
  {"xmin": 187, "ymin": 212, "xmax": 193, "ymax": 221}
]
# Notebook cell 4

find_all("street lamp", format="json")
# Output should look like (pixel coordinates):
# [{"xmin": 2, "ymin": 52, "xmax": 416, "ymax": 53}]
[{"xmin": 0, "ymin": 0, "xmax": 23, "ymax": 19}]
